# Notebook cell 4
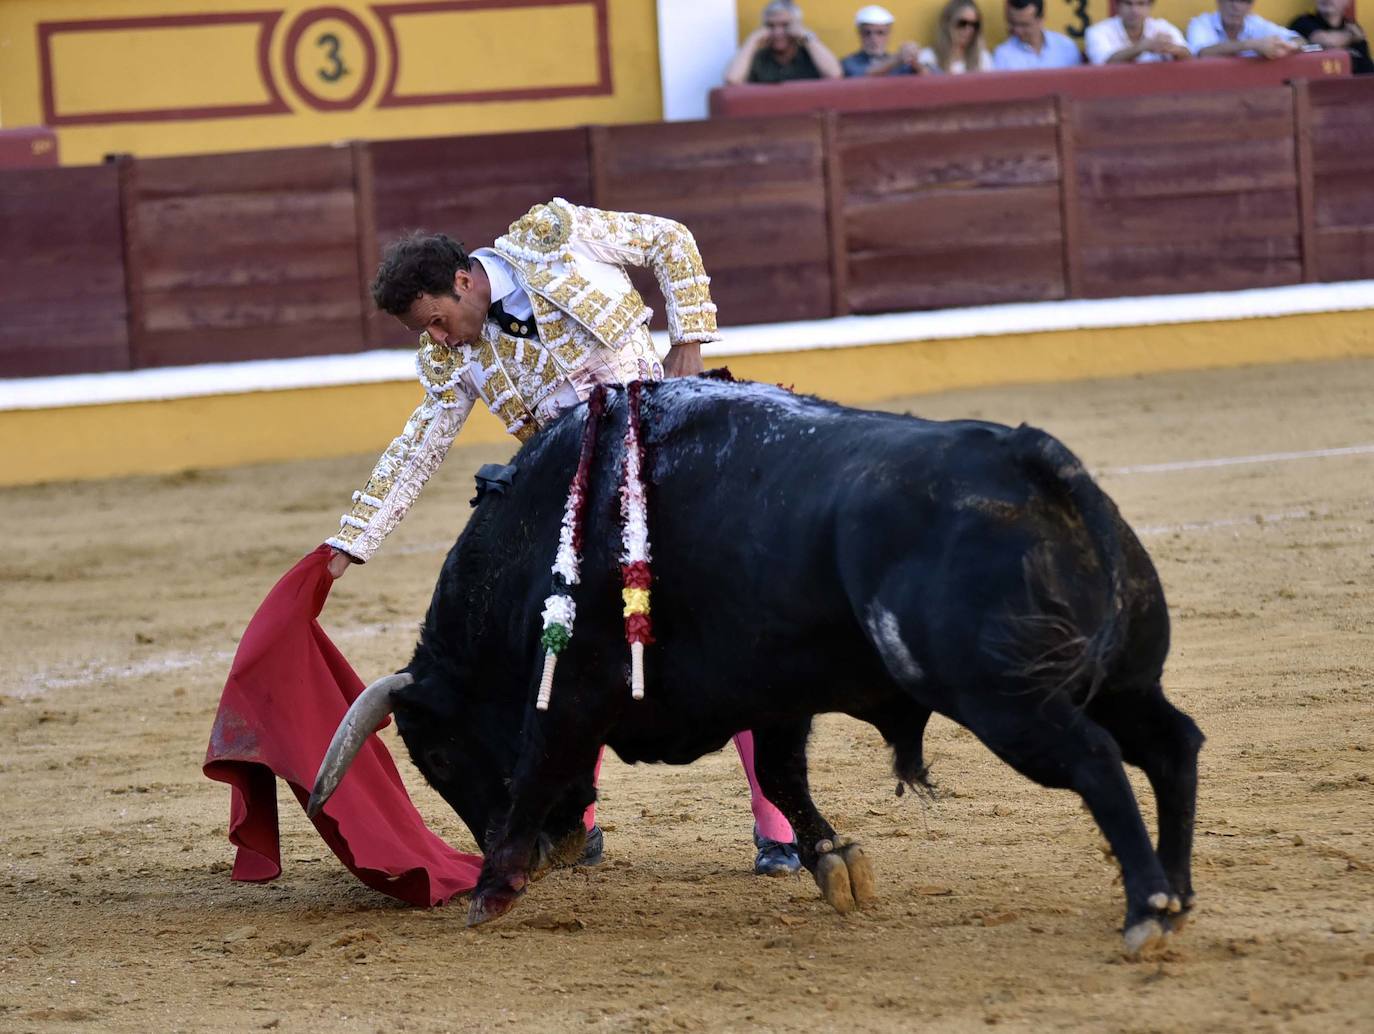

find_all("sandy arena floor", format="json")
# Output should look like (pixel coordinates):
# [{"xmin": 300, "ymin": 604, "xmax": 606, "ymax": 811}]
[{"xmin": 1, "ymin": 357, "xmax": 1372, "ymax": 1033}]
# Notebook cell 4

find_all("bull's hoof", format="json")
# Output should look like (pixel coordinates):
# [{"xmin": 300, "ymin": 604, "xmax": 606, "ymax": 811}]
[
  {"xmin": 815, "ymin": 853, "xmax": 856, "ymax": 914},
  {"xmin": 839, "ymin": 843, "xmax": 877, "ymax": 906},
  {"xmin": 466, "ymin": 886, "xmax": 523, "ymax": 928},
  {"xmin": 1122, "ymin": 917, "xmax": 1168, "ymax": 959},
  {"xmin": 1122, "ymin": 892, "xmax": 1191, "ymax": 959}
]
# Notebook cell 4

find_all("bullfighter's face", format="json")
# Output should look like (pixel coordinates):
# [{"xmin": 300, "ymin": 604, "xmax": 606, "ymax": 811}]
[{"xmin": 402, "ymin": 265, "xmax": 490, "ymax": 348}]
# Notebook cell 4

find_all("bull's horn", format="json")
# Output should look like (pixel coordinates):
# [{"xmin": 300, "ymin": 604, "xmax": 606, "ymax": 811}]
[{"xmin": 305, "ymin": 672, "xmax": 413, "ymax": 818}]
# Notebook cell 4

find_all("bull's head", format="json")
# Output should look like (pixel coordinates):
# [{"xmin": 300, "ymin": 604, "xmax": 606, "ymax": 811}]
[{"xmin": 307, "ymin": 663, "xmax": 589, "ymax": 858}]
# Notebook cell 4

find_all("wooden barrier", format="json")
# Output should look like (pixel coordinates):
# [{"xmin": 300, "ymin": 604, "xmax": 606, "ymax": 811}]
[
  {"xmin": 592, "ymin": 116, "xmax": 833, "ymax": 327},
  {"xmin": 0, "ymin": 127, "xmax": 59, "ymax": 169},
  {"xmin": 3, "ymin": 68, "xmax": 1373, "ymax": 380},
  {"xmin": 0, "ymin": 164, "xmax": 128, "ymax": 377},
  {"xmin": 1297, "ymin": 76, "xmax": 1374, "ymax": 283},
  {"xmin": 834, "ymin": 99, "xmax": 1066, "ymax": 313},
  {"xmin": 1068, "ymin": 88, "xmax": 1301, "ymax": 298},
  {"xmin": 367, "ymin": 128, "xmax": 595, "ymax": 347},
  {"xmin": 124, "ymin": 146, "xmax": 370, "ymax": 368}
]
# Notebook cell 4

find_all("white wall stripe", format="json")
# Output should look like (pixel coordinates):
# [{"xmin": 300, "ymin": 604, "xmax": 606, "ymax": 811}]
[
  {"xmin": 1097, "ymin": 443, "xmax": 1374, "ymax": 477},
  {"xmin": 3, "ymin": 279, "xmax": 1372, "ymax": 412},
  {"xmin": 1135, "ymin": 508, "xmax": 1327, "ymax": 537}
]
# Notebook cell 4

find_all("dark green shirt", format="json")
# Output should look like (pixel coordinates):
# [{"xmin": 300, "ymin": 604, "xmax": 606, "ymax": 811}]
[{"xmin": 748, "ymin": 46, "xmax": 823, "ymax": 83}]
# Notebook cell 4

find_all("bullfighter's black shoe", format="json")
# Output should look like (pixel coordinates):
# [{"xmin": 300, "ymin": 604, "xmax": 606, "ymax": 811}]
[
  {"xmin": 753, "ymin": 826, "xmax": 801, "ymax": 876},
  {"xmin": 579, "ymin": 824, "xmax": 605, "ymax": 866}
]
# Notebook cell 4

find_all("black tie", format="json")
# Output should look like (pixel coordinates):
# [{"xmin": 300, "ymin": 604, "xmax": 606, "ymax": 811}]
[{"xmin": 488, "ymin": 299, "xmax": 537, "ymax": 339}]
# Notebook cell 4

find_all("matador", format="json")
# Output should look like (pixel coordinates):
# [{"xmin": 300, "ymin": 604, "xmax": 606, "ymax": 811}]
[{"xmin": 324, "ymin": 198, "xmax": 801, "ymax": 876}]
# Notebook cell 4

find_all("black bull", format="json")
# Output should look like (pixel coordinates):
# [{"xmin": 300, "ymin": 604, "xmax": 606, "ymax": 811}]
[{"xmin": 310, "ymin": 376, "xmax": 1203, "ymax": 955}]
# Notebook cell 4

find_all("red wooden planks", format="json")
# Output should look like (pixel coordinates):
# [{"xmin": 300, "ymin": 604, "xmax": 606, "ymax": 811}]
[
  {"xmin": 593, "ymin": 116, "xmax": 832, "ymax": 327},
  {"xmin": 129, "ymin": 147, "xmax": 366, "ymax": 367},
  {"xmin": 0, "ymin": 165, "xmax": 129, "ymax": 377},
  {"xmin": 835, "ymin": 99, "xmax": 1065, "ymax": 312},
  {"xmin": 1303, "ymin": 77, "xmax": 1374, "ymax": 282},
  {"xmin": 1068, "ymin": 88, "xmax": 1302, "ymax": 298}
]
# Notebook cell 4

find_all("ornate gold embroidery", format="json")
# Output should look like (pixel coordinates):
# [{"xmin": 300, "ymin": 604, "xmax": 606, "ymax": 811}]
[
  {"xmin": 417, "ymin": 333, "xmax": 462, "ymax": 393},
  {"xmin": 501, "ymin": 200, "xmax": 573, "ymax": 256},
  {"xmin": 599, "ymin": 292, "xmax": 647, "ymax": 346}
]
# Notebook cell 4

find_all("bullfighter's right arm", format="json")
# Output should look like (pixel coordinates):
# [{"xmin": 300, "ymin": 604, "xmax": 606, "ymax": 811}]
[{"xmin": 325, "ymin": 344, "xmax": 475, "ymax": 562}]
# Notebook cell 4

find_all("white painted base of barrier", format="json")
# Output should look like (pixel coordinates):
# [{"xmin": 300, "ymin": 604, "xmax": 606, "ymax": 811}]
[{"xmin": 3, "ymin": 280, "xmax": 1372, "ymax": 413}]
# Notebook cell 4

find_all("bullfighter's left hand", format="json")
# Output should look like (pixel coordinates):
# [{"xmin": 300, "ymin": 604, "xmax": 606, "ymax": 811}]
[{"xmin": 663, "ymin": 343, "xmax": 704, "ymax": 378}]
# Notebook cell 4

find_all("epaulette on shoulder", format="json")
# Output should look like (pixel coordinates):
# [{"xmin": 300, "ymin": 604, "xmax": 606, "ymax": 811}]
[
  {"xmin": 498, "ymin": 197, "xmax": 575, "ymax": 261},
  {"xmin": 416, "ymin": 331, "xmax": 461, "ymax": 393}
]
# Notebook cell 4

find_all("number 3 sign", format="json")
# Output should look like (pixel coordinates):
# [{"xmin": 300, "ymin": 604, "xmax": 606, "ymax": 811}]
[{"xmin": 283, "ymin": 6, "xmax": 378, "ymax": 111}]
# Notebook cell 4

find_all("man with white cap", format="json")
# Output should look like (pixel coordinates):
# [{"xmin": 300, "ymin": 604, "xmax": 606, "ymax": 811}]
[{"xmin": 842, "ymin": 4, "xmax": 926, "ymax": 75}]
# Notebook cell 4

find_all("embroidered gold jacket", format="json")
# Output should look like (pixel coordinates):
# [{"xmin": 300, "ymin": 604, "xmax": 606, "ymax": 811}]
[{"xmin": 326, "ymin": 198, "xmax": 720, "ymax": 562}]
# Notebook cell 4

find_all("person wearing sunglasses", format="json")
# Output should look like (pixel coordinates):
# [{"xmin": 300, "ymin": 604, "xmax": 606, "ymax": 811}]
[
  {"xmin": 1086, "ymin": 0, "xmax": 1191, "ymax": 63},
  {"xmin": 841, "ymin": 5, "xmax": 926, "ymax": 76},
  {"xmin": 918, "ymin": 0, "xmax": 994, "ymax": 73},
  {"xmin": 725, "ymin": 1, "xmax": 844, "ymax": 84},
  {"xmin": 1186, "ymin": 0, "xmax": 1303, "ymax": 58},
  {"xmin": 992, "ymin": 0, "xmax": 1083, "ymax": 69}
]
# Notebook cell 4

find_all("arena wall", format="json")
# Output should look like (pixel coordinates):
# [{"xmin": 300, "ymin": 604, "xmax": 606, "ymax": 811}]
[
  {"xmin": 4, "ymin": 75, "xmax": 1371, "ymax": 381},
  {"xmin": 0, "ymin": 0, "xmax": 662, "ymax": 164},
  {"xmin": 3, "ymin": 285, "xmax": 1371, "ymax": 486},
  {"xmin": 0, "ymin": 1, "xmax": 1332, "ymax": 165}
]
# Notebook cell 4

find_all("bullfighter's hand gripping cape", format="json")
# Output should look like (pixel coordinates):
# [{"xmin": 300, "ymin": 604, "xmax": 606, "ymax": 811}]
[{"xmin": 202, "ymin": 546, "xmax": 481, "ymax": 906}]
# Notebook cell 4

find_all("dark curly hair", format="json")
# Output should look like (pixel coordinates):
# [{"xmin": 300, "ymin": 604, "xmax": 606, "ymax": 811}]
[{"xmin": 370, "ymin": 232, "xmax": 471, "ymax": 316}]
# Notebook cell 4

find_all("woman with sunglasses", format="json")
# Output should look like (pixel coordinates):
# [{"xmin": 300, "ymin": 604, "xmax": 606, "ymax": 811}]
[{"xmin": 918, "ymin": 0, "xmax": 993, "ymax": 73}]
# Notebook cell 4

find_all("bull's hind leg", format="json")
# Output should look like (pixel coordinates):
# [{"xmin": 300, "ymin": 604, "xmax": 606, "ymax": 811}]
[
  {"xmin": 1089, "ymin": 687, "xmax": 1204, "ymax": 919},
  {"xmin": 750, "ymin": 720, "xmax": 877, "ymax": 914},
  {"xmin": 959, "ymin": 697, "xmax": 1174, "ymax": 956}
]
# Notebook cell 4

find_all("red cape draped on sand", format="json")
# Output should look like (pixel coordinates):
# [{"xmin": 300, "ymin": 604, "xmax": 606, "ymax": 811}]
[{"xmin": 202, "ymin": 546, "xmax": 481, "ymax": 906}]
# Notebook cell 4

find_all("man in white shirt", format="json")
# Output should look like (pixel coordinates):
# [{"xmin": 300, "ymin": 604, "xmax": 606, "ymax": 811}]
[
  {"xmin": 1086, "ymin": 0, "xmax": 1192, "ymax": 63},
  {"xmin": 1186, "ymin": 0, "xmax": 1303, "ymax": 58},
  {"xmin": 992, "ymin": 0, "xmax": 1084, "ymax": 69}
]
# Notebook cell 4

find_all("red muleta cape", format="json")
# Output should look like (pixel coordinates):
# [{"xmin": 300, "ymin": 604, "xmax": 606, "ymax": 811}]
[{"xmin": 203, "ymin": 546, "xmax": 481, "ymax": 906}]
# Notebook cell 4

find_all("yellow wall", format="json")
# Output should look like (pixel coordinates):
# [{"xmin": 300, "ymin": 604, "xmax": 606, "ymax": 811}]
[
  {"xmin": 0, "ymin": 0, "xmax": 661, "ymax": 164},
  {"xmin": 4, "ymin": 309, "xmax": 1372, "ymax": 487},
  {"xmin": 738, "ymin": 0, "xmax": 1314, "ymax": 55}
]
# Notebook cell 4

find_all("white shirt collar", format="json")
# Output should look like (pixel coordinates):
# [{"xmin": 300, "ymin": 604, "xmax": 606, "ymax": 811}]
[{"xmin": 472, "ymin": 249, "xmax": 518, "ymax": 306}]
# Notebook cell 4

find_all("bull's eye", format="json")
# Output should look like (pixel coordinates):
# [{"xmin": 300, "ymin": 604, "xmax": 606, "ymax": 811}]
[{"xmin": 424, "ymin": 750, "xmax": 452, "ymax": 780}]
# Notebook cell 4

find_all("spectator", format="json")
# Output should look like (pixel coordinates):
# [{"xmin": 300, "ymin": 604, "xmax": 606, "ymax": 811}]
[
  {"xmin": 1186, "ymin": 0, "xmax": 1303, "ymax": 59},
  {"xmin": 725, "ymin": 1, "xmax": 844, "ymax": 84},
  {"xmin": 918, "ymin": 0, "xmax": 994, "ymax": 72},
  {"xmin": 842, "ymin": 5, "xmax": 925, "ymax": 76},
  {"xmin": 992, "ymin": 0, "xmax": 1084, "ymax": 69},
  {"xmin": 1290, "ymin": 0, "xmax": 1372, "ymax": 74},
  {"xmin": 1086, "ymin": 0, "xmax": 1191, "ymax": 63}
]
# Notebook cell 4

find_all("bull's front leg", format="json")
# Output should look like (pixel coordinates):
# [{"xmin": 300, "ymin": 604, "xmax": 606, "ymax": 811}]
[
  {"xmin": 750, "ymin": 720, "xmax": 877, "ymax": 914},
  {"xmin": 467, "ymin": 726, "xmax": 601, "ymax": 928}
]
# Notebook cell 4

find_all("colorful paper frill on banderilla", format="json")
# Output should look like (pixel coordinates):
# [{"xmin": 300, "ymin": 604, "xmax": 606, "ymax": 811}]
[
  {"xmin": 536, "ymin": 382, "xmax": 658, "ymax": 711},
  {"xmin": 536, "ymin": 386, "xmax": 606, "ymax": 710},
  {"xmin": 619, "ymin": 381, "xmax": 653, "ymax": 698}
]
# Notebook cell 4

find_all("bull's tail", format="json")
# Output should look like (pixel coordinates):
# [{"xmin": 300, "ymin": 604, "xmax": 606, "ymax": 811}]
[{"xmin": 997, "ymin": 425, "xmax": 1126, "ymax": 706}]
